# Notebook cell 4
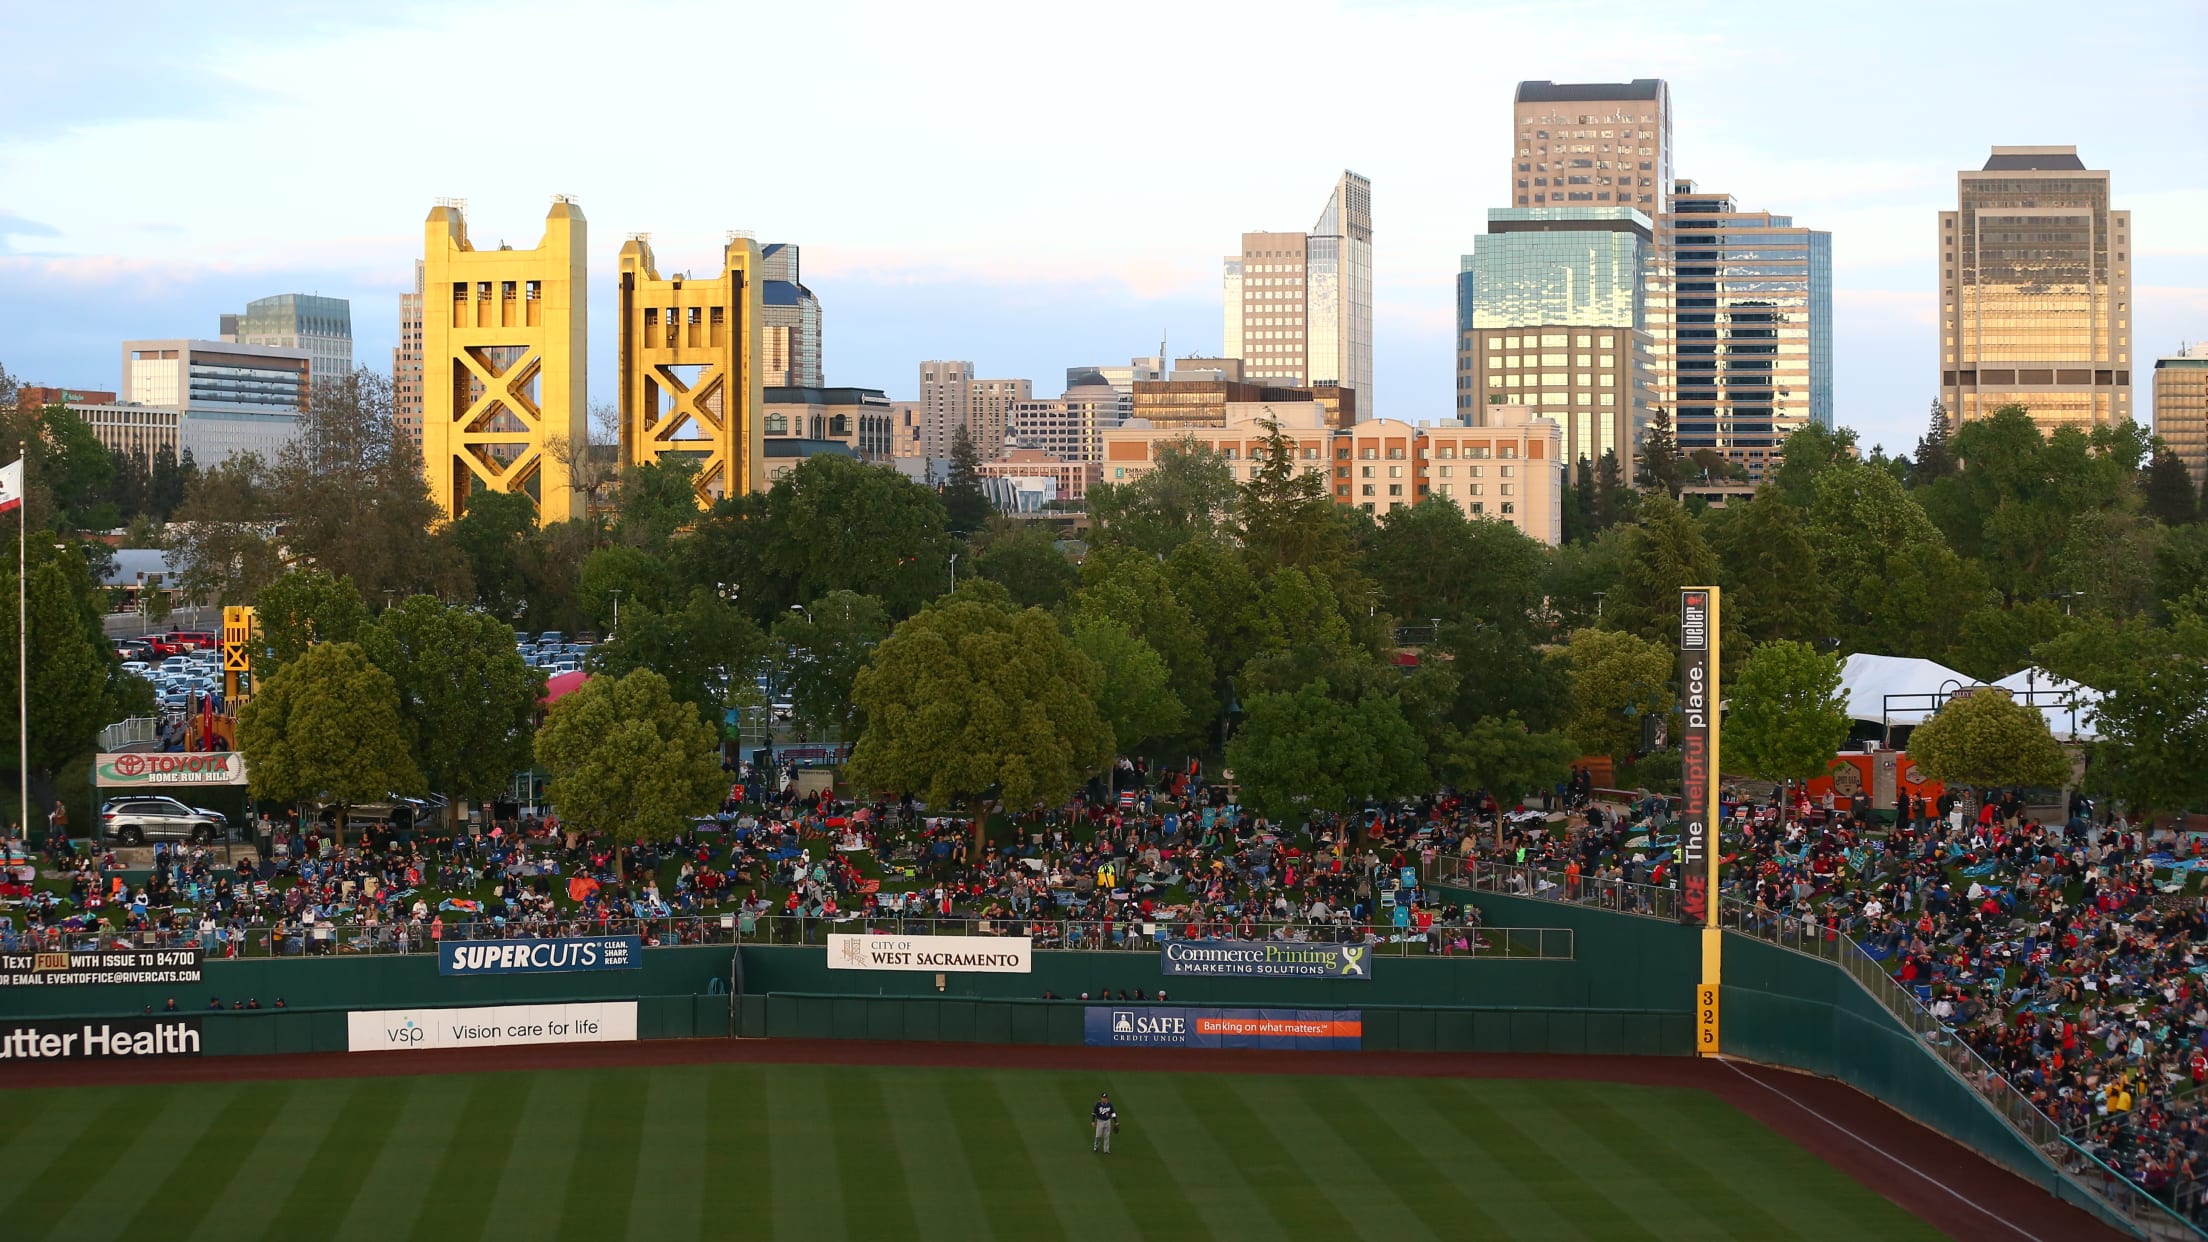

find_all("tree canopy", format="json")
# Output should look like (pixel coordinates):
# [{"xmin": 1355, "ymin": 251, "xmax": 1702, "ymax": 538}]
[{"xmin": 533, "ymin": 668, "xmax": 724, "ymax": 841}]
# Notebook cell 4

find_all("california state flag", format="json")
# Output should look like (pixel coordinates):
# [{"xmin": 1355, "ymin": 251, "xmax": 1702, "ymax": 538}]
[{"xmin": 0, "ymin": 459, "xmax": 20, "ymax": 514}]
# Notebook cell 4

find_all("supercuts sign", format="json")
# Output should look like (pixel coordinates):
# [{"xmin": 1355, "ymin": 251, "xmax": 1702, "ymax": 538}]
[{"xmin": 1679, "ymin": 589, "xmax": 1713, "ymax": 924}]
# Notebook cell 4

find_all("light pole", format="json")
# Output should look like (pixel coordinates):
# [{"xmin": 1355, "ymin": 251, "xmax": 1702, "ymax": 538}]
[
  {"xmin": 609, "ymin": 589, "xmax": 623, "ymax": 631},
  {"xmin": 1594, "ymin": 591, "xmax": 1607, "ymax": 618},
  {"xmin": 790, "ymin": 603, "xmax": 813, "ymax": 625},
  {"xmin": 948, "ymin": 553, "xmax": 959, "ymax": 593}
]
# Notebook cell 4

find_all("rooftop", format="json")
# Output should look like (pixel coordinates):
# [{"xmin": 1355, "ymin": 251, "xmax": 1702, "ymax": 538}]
[
  {"xmin": 1980, "ymin": 146, "xmax": 2088, "ymax": 171},
  {"xmin": 1515, "ymin": 79, "xmax": 1664, "ymax": 103}
]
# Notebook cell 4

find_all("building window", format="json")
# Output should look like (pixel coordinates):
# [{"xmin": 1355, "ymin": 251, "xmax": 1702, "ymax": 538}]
[
  {"xmin": 1361, "ymin": 484, "xmax": 1376, "ymax": 497},
  {"xmin": 1501, "ymin": 502, "xmax": 1516, "ymax": 516}
]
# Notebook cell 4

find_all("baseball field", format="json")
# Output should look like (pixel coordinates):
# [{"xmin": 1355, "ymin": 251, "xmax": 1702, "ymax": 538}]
[{"xmin": 2, "ymin": 1050, "xmax": 1963, "ymax": 1241}]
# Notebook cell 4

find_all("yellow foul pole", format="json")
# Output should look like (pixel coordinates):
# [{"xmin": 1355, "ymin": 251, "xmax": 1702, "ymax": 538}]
[{"xmin": 1680, "ymin": 587, "xmax": 1722, "ymax": 1055}]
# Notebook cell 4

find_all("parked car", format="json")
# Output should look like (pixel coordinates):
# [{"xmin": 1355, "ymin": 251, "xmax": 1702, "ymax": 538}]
[
  {"xmin": 315, "ymin": 796, "xmax": 436, "ymax": 832},
  {"xmin": 167, "ymin": 630, "xmax": 217, "ymax": 651},
  {"xmin": 103, "ymin": 797, "xmax": 228, "ymax": 844}
]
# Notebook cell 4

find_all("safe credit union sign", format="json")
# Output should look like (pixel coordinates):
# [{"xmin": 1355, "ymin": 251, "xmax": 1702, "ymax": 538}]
[{"xmin": 95, "ymin": 752, "xmax": 248, "ymax": 788}]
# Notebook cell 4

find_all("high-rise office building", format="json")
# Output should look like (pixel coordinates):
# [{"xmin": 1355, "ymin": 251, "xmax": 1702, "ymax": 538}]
[
  {"xmin": 917, "ymin": 360, "xmax": 974, "ymax": 459},
  {"xmin": 1222, "ymin": 171, "xmax": 1372, "ymax": 405},
  {"xmin": 1650, "ymin": 183, "xmax": 1832, "ymax": 474},
  {"xmin": 2155, "ymin": 344, "xmax": 2208, "ymax": 492},
  {"xmin": 1457, "ymin": 207, "xmax": 1654, "ymax": 471},
  {"xmin": 759, "ymin": 242, "xmax": 823, "ymax": 388},
  {"xmin": 967, "ymin": 377, "xmax": 1032, "ymax": 456},
  {"xmin": 1939, "ymin": 146, "xmax": 2131, "ymax": 433},
  {"xmin": 119, "ymin": 338, "xmax": 309, "ymax": 464},
  {"xmin": 1512, "ymin": 80, "xmax": 1671, "ymax": 216},
  {"xmin": 234, "ymin": 293, "xmax": 352, "ymax": 387},
  {"xmin": 393, "ymin": 261, "xmax": 425, "ymax": 449}
]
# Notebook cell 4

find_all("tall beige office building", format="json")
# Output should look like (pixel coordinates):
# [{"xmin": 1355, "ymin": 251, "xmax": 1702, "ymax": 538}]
[
  {"xmin": 1511, "ymin": 80, "xmax": 1671, "ymax": 215},
  {"xmin": 966, "ymin": 377, "xmax": 1032, "ymax": 456},
  {"xmin": 392, "ymin": 261, "xmax": 425, "ymax": 449},
  {"xmin": 1222, "ymin": 171, "xmax": 1373, "ymax": 403},
  {"xmin": 2155, "ymin": 344, "xmax": 2208, "ymax": 491},
  {"xmin": 1940, "ymin": 147, "xmax": 2131, "ymax": 433},
  {"xmin": 917, "ymin": 360, "xmax": 973, "ymax": 459}
]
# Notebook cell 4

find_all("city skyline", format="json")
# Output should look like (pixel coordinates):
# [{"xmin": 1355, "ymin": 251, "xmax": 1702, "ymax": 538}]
[{"xmin": 2, "ymin": 0, "xmax": 2203, "ymax": 458}]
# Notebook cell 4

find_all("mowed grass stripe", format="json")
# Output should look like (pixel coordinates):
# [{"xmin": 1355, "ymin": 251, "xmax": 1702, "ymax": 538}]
[
  {"xmin": 556, "ymin": 1070, "xmax": 651, "ymax": 1241},
  {"xmin": 1438, "ymin": 1080, "xmax": 1664, "ymax": 1242},
  {"xmin": 1262, "ymin": 1076, "xmax": 1439, "ymax": 1241},
  {"xmin": 186, "ymin": 1079, "xmax": 341, "ymax": 1242},
  {"xmin": 768, "ymin": 1066, "xmax": 844, "ymax": 1241},
  {"xmin": 496, "ymin": 1062, "xmax": 589, "ymax": 1238},
  {"xmin": 266, "ymin": 1077, "xmax": 413, "ymax": 1240},
  {"xmin": 1296, "ymin": 1075, "xmax": 1509, "ymax": 1239},
  {"xmin": 0, "ymin": 1090, "xmax": 62, "ymax": 1168},
  {"xmin": 634, "ymin": 1065, "xmax": 707, "ymax": 1241},
  {"xmin": 1050, "ymin": 1075, "xmax": 1208, "ymax": 1240},
  {"xmin": 1130, "ymin": 1073, "xmax": 1292, "ymax": 1237},
  {"xmin": 1665, "ymin": 1087, "xmax": 1940, "ymax": 1240},
  {"xmin": 1388, "ymin": 1080, "xmax": 1593, "ymax": 1240},
  {"xmin": 331, "ymin": 1075, "xmax": 479, "ymax": 1241},
  {"xmin": 122, "ymin": 1082, "xmax": 291, "ymax": 1238},
  {"xmin": 414, "ymin": 1072, "xmax": 534, "ymax": 1238},
  {"xmin": 941, "ymin": 1067, "xmax": 1068, "ymax": 1241},
  {"xmin": 1176, "ymin": 1076, "xmax": 1363, "ymax": 1239},
  {"xmin": 2, "ymin": 1085, "xmax": 172, "ymax": 1229},
  {"xmin": 878, "ymin": 1070, "xmax": 990, "ymax": 1242},
  {"xmin": 828, "ymin": 1068, "xmax": 924, "ymax": 1239},
  {"xmin": 997, "ymin": 1072, "xmax": 1143, "ymax": 1240},
  {"xmin": 1555, "ymin": 1082, "xmax": 1805, "ymax": 1240},
  {"xmin": 701, "ymin": 1064, "xmax": 773, "ymax": 1228}
]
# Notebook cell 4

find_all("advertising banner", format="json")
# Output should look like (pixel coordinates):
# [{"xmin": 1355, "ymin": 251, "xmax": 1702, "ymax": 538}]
[
  {"xmin": 0, "ymin": 1016, "xmax": 202, "ymax": 1061},
  {"xmin": 1082, "ymin": 1007, "xmax": 1362, "ymax": 1050},
  {"xmin": 1678, "ymin": 588, "xmax": 1714, "ymax": 924},
  {"xmin": 94, "ymin": 752, "xmax": 247, "ymax": 788},
  {"xmin": 828, "ymin": 934, "xmax": 1032, "ymax": 974},
  {"xmin": 346, "ymin": 1001, "xmax": 638, "ymax": 1053},
  {"xmin": 1158, "ymin": 939, "xmax": 1372, "ymax": 981},
  {"xmin": 0, "ymin": 948, "xmax": 203, "ymax": 987},
  {"xmin": 438, "ymin": 937, "xmax": 643, "ymax": 976}
]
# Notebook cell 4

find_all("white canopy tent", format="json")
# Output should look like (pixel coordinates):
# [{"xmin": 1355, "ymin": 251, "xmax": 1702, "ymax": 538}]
[
  {"xmin": 1992, "ymin": 667, "xmax": 2103, "ymax": 742},
  {"xmin": 1837, "ymin": 654, "xmax": 1980, "ymax": 730}
]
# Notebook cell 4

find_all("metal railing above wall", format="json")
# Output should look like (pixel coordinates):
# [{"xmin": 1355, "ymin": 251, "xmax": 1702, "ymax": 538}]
[
  {"xmin": 54, "ymin": 913, "xmax": 1575, "ymax": 962},
  {"xmin": 1422, "ymin": 852, "xmax": 2202, "ymax": 1239}
]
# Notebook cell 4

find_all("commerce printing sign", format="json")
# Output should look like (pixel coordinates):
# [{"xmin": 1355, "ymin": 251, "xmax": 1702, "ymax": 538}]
[
  {"xmin": 438, "ymin": 936, "xmax": 643, "ymax": 976},
  {"xmin": 94, "ymin": 752, "xmax": 247, "ymax": 788},
  {"xmin": 1678, "ymin": 588, "xmax": 1714, "ymax": 925},
  {"xmin": 0, "ymin": 1017, "xmax": 202, "ymax": 1061},
  {"xmin": 346, "ymin": 1001, "xmax": 638, "ymax": 1052},
  {"xmin": 0, "ymin": 948, "xmax": 203, "ymax": 987},
  {"xmin": 1159, "ymin": 939, "xmax": 1372, "ymax": 981},
  {"xmin": 828, "ymin": 933, "xmax": 1033, "ymax": 974},
  {"xmin": 1083, "ymin": 1006, "xmax": 1362, "ymax": 1050}
]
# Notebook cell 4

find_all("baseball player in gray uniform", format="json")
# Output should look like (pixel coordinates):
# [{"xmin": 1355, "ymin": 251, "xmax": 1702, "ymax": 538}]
[{"xmin": 1090, "ymin": 1092, "xmax": 1118, "ymax": 1153}]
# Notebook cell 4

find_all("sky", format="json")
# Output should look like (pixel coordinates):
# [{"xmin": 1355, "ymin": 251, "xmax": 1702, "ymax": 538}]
[{"xmin": 2, "ymin": 0, "xmax": 2204, "ymax": 456}]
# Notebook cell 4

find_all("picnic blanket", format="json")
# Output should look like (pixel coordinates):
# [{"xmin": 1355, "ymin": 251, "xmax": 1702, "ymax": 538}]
[{"xmin": 438, "ymin": 898, "xmax": 483, "ymax": 914}]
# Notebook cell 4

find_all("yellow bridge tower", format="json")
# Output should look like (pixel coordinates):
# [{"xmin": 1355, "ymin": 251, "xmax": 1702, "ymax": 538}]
[
  {"xmin": 420, "ymin": 197, "xmax": 588, "ymax": 525},
  {"xmin": 617, "ymin": 234, "xmax": 764, "ymax": 507}
]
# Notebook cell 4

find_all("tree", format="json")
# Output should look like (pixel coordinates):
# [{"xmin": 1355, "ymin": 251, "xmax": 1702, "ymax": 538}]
[
  {"xmin": 1807, "ymin": 464, "xmax": 1991, "ymax": 659},
  {"xmin": 2038, "ymin": 600, "xmax": 2208, "ymax": 817},
  {"xmin": 1225, "ymin": 679, "xmax": 1425, "ymax": 824},
  {"xmin": 1605, "ymin": 495, "xmax": 1722, "ymax": 645},
  {"xmin": 973, "ymin": 526, "xmax": 1079, "ymax": 610},
  {"xmin": 1561, "ymin": 627, "xmax": 1672, "ymax": 764},
  {"xmin": 1728, "ymin": 641, "xmax": 1849, "ymax": 801},
  {"xmin": 1637, "ymin": 407, "xmax": 1684, "ymax": 498},
  {"xmin": 770, "ymin": 590, "xmax": 892, "ymax": 742},
  {"xmin": 167, "ymin": 453, "xmax": 286, "ymax": 604},
  {"xmin": 1707, "ymin": 490, "xmax": 1833, "ymax": 648},
  {"xmin": 613, "ymin": 457, "xmax": 704, "ymax": 555},
  {"xmin": 2144, "ymin": 450, "xmax": 2198, "ymax": 526},
  {"xmin": 0, "ymin": 401, "xmax": 116, "ymax": 531},
  {"xmin": 1070, "ymin": 550, "xmax": 1214, "ymax": 745},
  {"xmin": 1442, "ymin": 619, "xmax": 1572, "ymax": 732},
  {"xmin": 533, "ymin": 668, "xmax": 724, "ymax": 841},
  {"xmin": 1911, "ymin": 399, "xmax": 1957, "ymax": 485},
  {"xmin": 847, "ymin": 599, "xmax": 1111, "ymax": 815},
  {"xmin": 271, "ymin": 369, "xmax": 461, "ymax": 600},
  {"xmin": 577, "ymin": 544, "xmax": 678, "ymax": 630},
  {"xmin": 1239, "ymin": 417, "xmax": 1354, "ymax": 577},
  {"xmin": 1593, "ymin": 449, "xmax": 1634, "ymax": 531},
  {"xmin": 592, "ymin": 588, "xmax": 769, "ymax": 713},
  {"xmin": 941, "ymin": 426, "xmax": 993, "ymax": 537},
  {"xmin": 1445, "ymin": 713, "xmax": 1580, "ymax": 806},
  {"xmin": 1068, "ymin": 614, "xmax": 1185, "ymax": 760},
  {"xmin": 1086, "ymin": 438, "xmax": 1237, "ymax": 556},
  {"xmin": 1364, "ymin": 499, "xmax": 1547, "ymax": 634},
  {"xmin": 755, "ymin": 454, "xmax": 955, "ymax": 618},
  {"xmin": 444, "ymin": 488, "xmax": 538, "ymax": 620},
  {"xmin": 1906, "ymin": 689, "xmax": 2070, "ymax": 792},
  {"xmin": 1769, "ymin": 422, "xmax": 1860, "ymax": 509},
  {"xmin": 359, "ymin": 597, "xmax": 544, "ymax": 802},
  {"xmin": 236, "ymin": 643, "xmax": 423, "ymax": 813},
  {"xmin": 0, "ymin": 543, "xmax": 149, "ymax": 779},
  {"xmin": 253, "ymin": 569, "xmax": 368, "ymax": 673}
]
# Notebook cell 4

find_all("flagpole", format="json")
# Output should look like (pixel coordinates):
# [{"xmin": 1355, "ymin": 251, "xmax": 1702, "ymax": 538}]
[{"xmin": 17, "ymin": 453, "xmax": 26, "ymax": 848}]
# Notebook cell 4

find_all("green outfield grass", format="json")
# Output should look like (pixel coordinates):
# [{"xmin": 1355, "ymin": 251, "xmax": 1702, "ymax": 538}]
[{"xmin": 0, "ymin": 1062, "xmax": 1938, "ymax": 1241}]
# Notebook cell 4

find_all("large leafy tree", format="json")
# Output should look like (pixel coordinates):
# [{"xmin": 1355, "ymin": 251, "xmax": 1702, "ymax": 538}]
[
  {"xmin": 2143, "ymin": 450, "xmax": 2199, "ymax": 526},
  {"xmin": 167, "ymin": 454, "xmax": 287, "ymax": 604},
  {"xmin": 444, "ymin": 488, "xmax": 538, "ymax": 620},
  {"xmin": 271, "ymin": 368, "xmax": 463, "ymax": 600},
  {"xmin": 1917, "ymin": 406, "xmax": 2140, "ymax": 603},
  {"xmin": 1769, "ymin": 422, "xmax": 1860, "ymax": 510},
  {"xmin": 534, "ymin": 668, "xmax": 724, "ymax": 841},
  {"xmin": 973, "ymin": 525, "xmax": 1079, "ymax": 610},
  {"xmin": 0, "ymin": 542, "xmax": 150, "ymax": 779},
  {"xmin": 592, "ymin": 588, "xmax": 769, "ymax": 714},
  {"xmin": 1907, "ymin": 689, "xmax": 2070, "ymax": 792},
  {"xmin": 1605, "ymin": 495, "xmax": 1722, "ymax": 646},
  {"xmin": 1240, "ymin": 417, "xmax": 1356, "ymax": 578},
  {"xmin": 1225, "ymin": 679, "xmax": 1425, "ymax": 824},
  {"xmin": 770, "ymin": 590, "xmax": 892, "ymax": 741},
  {"xmin": 237, "ymin": 642, "xmax": 422, "ymax": 809},
  {"xmin": 1807, "ymin": 464, "xmax": 1991, "ymax": 659},
  {"xmin": 1069, "ymin": 549, "xmax": 1214, "ymax": 744},
  {"xmin": 1068, "ymin": 614, "xmax": 1185, "ymax": 760},
  {"xmin": 1086, "ymin": 438, "xmax": 1236, "ymax": 556},
  {"xmin": 2039, "ymin": 602, "xmax": 2208, "ymax": 817},
  {"xmin": 1445, "ymin": 713, "xmax": 1581, "ymax": 807},
  {"xmin": 1727, "ymin": 641, "xmax": 1850, "ymax": 795},
  {"xmin": 612, "ymin": 457, "xmax": 705, "ymax": 555},
  {"xmin": 757, "ymin": 454, "xmax": 954, "ymax": 618},
  {"xmin": 359, "ymin": 597, "xmax": 544, "ymax": 801},
  {"xmin": 1364, "ymin": 499, "xmax": 1547, "ymax": 635},
  {"xmin": 941, "ymin": 426, "xmax": 993, "ymax": 537},
  {"xmin": 847, "ymin": 598, "xmax": 1111, "ymax": 814},
  {"xmin": 1707, "ymin": 489, "xmax": 1833, "ymax": 649},
  {"xmin": 1560, "ymin": 627, "xmax": 1672, "ymax": 764},
  {"xmin": 253, "ymin": 569, "xmax": 368, "ymax": 674}
]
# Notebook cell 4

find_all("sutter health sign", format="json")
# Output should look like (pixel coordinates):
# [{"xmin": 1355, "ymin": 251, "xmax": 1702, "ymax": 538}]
[
  {"xmin": 828, "ymin": 934, "xmax": 1033, "ymax": 973},
  {"xmin": 0, "ymin": 1017, "xmax": 203, "ymax": 1060},
  {"xmin": 347, "ymin": 1001, "xmax": 638, "ymax": 1052}
]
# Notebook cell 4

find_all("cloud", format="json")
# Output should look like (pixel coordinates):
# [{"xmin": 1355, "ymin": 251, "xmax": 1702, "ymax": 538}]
[{"xmin": 0, "ymin": 211, "xmax": 59, "ymax": 253}]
